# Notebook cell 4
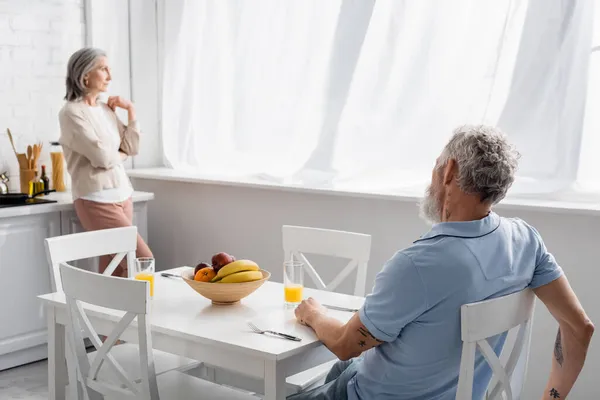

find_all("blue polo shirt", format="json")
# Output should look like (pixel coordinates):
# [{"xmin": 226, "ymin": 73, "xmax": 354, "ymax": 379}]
[{"xmin": 348, "ymin": 212, "xmax": 563, "ymax": 400}]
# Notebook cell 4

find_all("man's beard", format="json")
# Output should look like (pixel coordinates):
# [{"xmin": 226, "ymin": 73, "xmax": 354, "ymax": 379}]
[{"xmin": 419, "ymin": 184, "xmax": 442, "ymax": 225}]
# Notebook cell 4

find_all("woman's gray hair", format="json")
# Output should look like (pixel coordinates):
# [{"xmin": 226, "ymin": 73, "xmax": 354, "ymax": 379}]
[
  {"xmin": 64, "ymin": 47, "xmax": 106, "ymax": 102},
  {"xmin": 438, "ymin": 125, "xmax": 520, "ymax": 204}
]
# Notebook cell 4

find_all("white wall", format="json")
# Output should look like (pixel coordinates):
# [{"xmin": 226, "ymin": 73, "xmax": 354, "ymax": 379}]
[
  {"xmin": 0, "ymin": 0, "xmax": 84, "ymax": 189},
  {"xmin": 131, "ymin": 177, "xmax": 599, "ymax": 399}
]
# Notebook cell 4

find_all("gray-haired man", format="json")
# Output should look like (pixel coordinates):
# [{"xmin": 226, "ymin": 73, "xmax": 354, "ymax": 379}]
[{"xmin": 290, "ymin": 125, "xmax": 594, "ymax": 400}]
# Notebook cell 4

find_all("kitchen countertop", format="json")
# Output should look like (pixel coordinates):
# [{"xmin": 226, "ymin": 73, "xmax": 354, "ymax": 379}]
[{"xmin": 0, "ymin": 191, "xmax": 155, "ymax": 219}]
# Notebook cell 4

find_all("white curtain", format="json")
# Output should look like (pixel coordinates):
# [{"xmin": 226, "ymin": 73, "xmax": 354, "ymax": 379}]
[
  {"xmin": 160, "ymin": 0, "xmax": 594, "ymax": 195},
  {"xmin": 161, "ymin": 0, "xmax": 343, "ymax": 178},
  {"xmin": 495, "ymin": 0, "xmax": 594, "ymax": 194},
  {"xmin": 577, "ymin": 2, "xmax": 600, "ymax": 193},
  {"xmin": 332, "ymin": 0, "xmax": 527, "ymax": 192}
]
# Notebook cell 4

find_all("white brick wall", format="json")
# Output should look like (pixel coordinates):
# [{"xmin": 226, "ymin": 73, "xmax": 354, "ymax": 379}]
[{"xmin": 0, "ymin": 0, "xmax": 84, "ymax": 190}]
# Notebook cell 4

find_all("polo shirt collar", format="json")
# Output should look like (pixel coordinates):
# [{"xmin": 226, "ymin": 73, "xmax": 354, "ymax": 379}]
[{"xmin": 414, "ymin": 211, "xmax": 501, "ymax": 242}]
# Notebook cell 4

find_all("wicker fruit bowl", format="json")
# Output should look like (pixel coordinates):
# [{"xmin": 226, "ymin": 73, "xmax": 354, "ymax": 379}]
[{"xmin": 181, "ymin": 268, "xmax": 271, "ymax": 305}]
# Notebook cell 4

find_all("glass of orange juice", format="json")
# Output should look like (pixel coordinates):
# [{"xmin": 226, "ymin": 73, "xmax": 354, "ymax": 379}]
[
  {"xmin": 284, "ymin": 260, "xmax": 304, "ymax": 307},
  {"xmin": 134, "ymin": 257, "xmax": 155, "ymax": 298}
]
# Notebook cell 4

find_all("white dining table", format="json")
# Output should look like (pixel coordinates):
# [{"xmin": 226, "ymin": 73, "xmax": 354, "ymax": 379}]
[{"xmin": 38, "ymin": 266, "xmax": 365, "ymax": 400}]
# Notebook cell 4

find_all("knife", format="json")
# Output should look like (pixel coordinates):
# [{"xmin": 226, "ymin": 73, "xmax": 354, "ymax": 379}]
[
  {"xmin": 161, "ymin": 272, "xmax": 182, "ymax": 279},
  {"xmin": 323, "ymin": 304, "xmax": 360, "ymax": 313}
]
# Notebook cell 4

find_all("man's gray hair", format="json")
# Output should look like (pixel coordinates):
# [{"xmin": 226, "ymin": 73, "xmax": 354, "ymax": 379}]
[
  {"xmin": 438, "ymin": 125, "xmax": 520, "ymax": 204},
  {"xmin": 64, "ymin": 47, "xmax": 106, "ymax": 102}
]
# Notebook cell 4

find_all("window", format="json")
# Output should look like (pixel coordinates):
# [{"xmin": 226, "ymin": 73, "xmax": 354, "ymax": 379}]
[
  {"xmin": 159, "ymin": 0, "xmax": 596, "ymax": 197},
  {"xmin": 576, "ymin": 2, "xmax": 600, "ymax": 192}
]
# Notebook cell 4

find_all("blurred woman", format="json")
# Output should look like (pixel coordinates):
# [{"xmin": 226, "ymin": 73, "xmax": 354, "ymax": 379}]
[{"xmin": 58, "ymin": 47, "xmax": 152, "ymax": 276}]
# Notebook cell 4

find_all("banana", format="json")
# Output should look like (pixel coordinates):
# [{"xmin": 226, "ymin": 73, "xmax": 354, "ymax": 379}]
[
  {"xmin": 211, "ymin": 259, "xmax": 259, "ymax": 282},
  {"xmin": 220, "ymin": 270, "xmax": 263, "ymax": 283}
]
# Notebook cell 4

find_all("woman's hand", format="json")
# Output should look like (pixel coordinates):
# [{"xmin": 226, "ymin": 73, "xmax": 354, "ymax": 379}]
[
  {"xmin": 107, "ymin": 96, "xmax": 137, "ymax": 124},
  {"xmin": 107, "ymin": 96, "xmax": 133, "ymax": 111}
]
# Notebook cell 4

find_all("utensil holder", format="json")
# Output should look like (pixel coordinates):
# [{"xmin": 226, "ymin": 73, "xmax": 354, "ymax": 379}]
[
  {"xmin": 16, "ymin": 153, "xmax": 29, "ymax": 170},
  {"xmin": 19, "ymin": 169, "xmax": 36, "ymax": 194}
]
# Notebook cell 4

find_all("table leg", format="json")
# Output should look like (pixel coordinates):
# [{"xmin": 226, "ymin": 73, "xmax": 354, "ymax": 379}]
[
  {"xmin": 264, "ymin": 360, "xmax": 286, "ymax": 400},
  {"xmin": 47, "ymin": 307, "xmax": 67, "ymax": 400}
]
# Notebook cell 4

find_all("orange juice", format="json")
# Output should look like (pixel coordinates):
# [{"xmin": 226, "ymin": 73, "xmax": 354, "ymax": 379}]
[
  {"xmin": 284, "ymin": 285, "xmax": 303, "ymax": 303},
  {"xmin": 135, "ymin": 272, "xmax": 155, "ymax": 297}
]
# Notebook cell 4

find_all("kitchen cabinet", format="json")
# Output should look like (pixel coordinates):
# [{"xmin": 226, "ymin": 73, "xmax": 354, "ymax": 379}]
[
  {"xmin": 0, "ymin": 191, "xmax": 153, "ymax": 371},
  {"xmin": 0, "ymin": 212, "xmax": 61, "ymax": 371}
]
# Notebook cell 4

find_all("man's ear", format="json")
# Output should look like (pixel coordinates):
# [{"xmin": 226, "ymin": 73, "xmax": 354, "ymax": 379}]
[{"xmin": 443, "ymin": 159, "xmax": 457, "ymax": 185}]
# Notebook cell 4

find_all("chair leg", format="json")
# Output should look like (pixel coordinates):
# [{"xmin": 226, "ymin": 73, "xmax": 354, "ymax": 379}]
[{"xmin": 205, "ymin": 365, "xmax": 216, "ymax": 382}]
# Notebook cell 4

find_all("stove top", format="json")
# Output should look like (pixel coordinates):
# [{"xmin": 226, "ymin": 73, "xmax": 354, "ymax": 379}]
[{"xmin": 0, "ymin": 198, "xmax": 58, "ymax": 208}]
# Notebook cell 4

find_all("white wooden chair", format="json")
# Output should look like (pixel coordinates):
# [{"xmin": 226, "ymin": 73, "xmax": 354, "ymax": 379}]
[
  {"xmin": 45, "ymin": 226, "xmax": 138, "ymax": 293},
  {"xmin": 282, "ymin": 225, "xmax": 372, "ymax": 297},
  {"xmin": 59, "ymin": 262, "xmax": 258, "ymax": 400},
  {"xmin": 282, "ymin": 225, "xmax": 372, "ymax": 395},
  {"xmin": 456, "ymin": 288, "xmax": 536, "ymax": 400},
  {"xmin": 44, "ymin": 227, "xmax": 200, "ymax": 397}
]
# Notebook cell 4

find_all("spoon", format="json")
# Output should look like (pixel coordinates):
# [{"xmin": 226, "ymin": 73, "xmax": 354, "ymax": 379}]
[
  {"xmin": 6, "ymin": 128, "xmax": 18, "ymax": 156},
  {"xmin": 32, "ymin": 144, "xmax": 40, "ymax": 169},
  {"xmin": 27, "ymin": 145, "xmax": 33, "ymax": 169}
]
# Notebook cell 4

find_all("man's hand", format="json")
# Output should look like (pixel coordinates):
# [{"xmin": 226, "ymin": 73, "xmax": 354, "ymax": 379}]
[
  {"xmin": 295, "ymin": 298, "xmax": 385, "ymax": 361},
  {"xmin": 295, "ymin": 297, "xmax": 327, "ymax": 326}
]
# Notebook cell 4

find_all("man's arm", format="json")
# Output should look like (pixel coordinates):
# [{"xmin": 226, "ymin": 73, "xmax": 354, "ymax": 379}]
[
  {"xmin": 533, "ymin": 275, "xmax": 595, "ymax": 399},
  {"xmin": 297, "ymin": 298, "xmax": 383, "ymax": 361},
  {"xmin": 296, "ymin": 252, "xmax": 426, "ymax": 360}
]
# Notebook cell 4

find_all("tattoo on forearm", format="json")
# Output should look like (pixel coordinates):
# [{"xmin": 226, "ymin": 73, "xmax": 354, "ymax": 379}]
[
  {"xmin": 358, "ymin": 340, "xmax": 366, "ymax": 347},
  {"xmin": 554, "ymin": 328, "xmax": 563, "ymax": 367},
  {"xmin": 358, "ymin": 327, "xmax": 384, "ymax": 343},
  {"xmin": 549, "ymin": 388, "xmax": 560, "ymax": 398}
]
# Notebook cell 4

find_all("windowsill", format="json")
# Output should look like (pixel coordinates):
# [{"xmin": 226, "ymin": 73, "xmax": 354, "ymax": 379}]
[{"xmin": 128, "ymin": 167, "xmax": 600, "ymax": 217}]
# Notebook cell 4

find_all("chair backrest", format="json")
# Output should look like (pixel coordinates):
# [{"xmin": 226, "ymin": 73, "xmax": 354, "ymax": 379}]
[
  {"xmin": 60, "ymin": 261, "xmax": 158, "ymax": 399},
  {"xmin": 456, "ymin": 288, "xmax": 536, "ymax": 400},
  {"xmin": 282, "ymin": 225, "xmax": 371, "ymax": 296},
  {"xmin": 45, "ymin": 226, "xmax": 138, "ymax": 292}
]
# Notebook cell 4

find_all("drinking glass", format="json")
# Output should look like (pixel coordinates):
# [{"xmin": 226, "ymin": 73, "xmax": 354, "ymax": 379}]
[
  {"xmin": 284, "ymin": 260, "xmax": 304, "ymax": 307},
  {"xmin": 134, "ymin": 257, "xmax": 155, "ymax": 298}
]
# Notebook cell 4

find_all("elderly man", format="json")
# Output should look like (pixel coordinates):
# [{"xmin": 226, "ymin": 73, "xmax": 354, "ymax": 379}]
[{"xmin": 290, "ymin": 125, "xmax": 594, "ymax": 400}]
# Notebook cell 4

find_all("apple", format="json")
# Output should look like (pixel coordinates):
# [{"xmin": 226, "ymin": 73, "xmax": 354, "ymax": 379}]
[
  {"xmin": 211, "ymin": 252, "xmax": 235, "ymax": 272},
  {"xmin": 194, "ymin": 262, "xmax": 211, "ymax": 275}
]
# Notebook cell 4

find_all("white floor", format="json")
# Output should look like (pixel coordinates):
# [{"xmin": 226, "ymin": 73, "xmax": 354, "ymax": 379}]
[
  {"xmin": 0, "ymin": 359, "xmax": 212, "ymax": 400},
  {"xmin": 0, "ymin": 360, "xmax": 49, "ymax": 400}
]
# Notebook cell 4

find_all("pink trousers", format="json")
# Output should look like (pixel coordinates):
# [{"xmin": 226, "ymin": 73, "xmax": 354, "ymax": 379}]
[{"xmin": 73, "ymin": 197, "xmax": 153, "ymax": 277}]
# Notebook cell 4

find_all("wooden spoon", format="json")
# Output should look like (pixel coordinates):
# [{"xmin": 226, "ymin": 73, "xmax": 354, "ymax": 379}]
[
  {"xmin": 6, "ymin": 128, "xmax": 18, "ymax": 156},
  {"xmin": 7, "ymin": 129, "xmax": 29, "ymax": 169},
  {"xmin": 32, "ymin": 144, "xmax": 40, "ymax": 170},
  {"xmin": 27, "ymin": 145, "xmax": 33, "ymax": 169}
]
